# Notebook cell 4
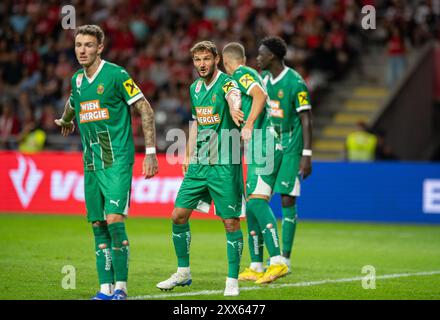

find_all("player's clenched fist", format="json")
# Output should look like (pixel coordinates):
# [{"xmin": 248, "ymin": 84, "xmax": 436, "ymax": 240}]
[{"xmin": 54, "ymin": 118, "xmax": 75, "ymax": 136}]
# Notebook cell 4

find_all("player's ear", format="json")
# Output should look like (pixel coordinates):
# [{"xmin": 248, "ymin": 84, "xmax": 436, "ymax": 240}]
[
  {"xmin": 97, "ymin": 43, "xmax": 104, "ymax": 55},
  {"xmin": 215, "ymin": 54, "xmax": 220, "ymax": 65}
]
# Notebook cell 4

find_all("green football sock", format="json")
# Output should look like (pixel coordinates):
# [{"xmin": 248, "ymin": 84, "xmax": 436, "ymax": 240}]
[
  {"xmin": 247, "ymin": 198, "xmax": 281, "ymax": 257},
  {"xmin": 226, "ymin": 230, "xmax": 243, "ymax": 279},
  {"xmin": 245, "ymin": 201, "xmax": 263, "ymax": 263},
  {"xmin": 282, "ymin": 205, "xmax": 298, "ymax": 258},
  {"xmin": 92, "ymin": 225, "xmax": 114, "ymax": 285},
  {"xmin": 108, "ymin": 222, "xmax": 129, "ymax": 282},
  {"xmin": 172, "ymin": 223, "xmax": 191, "ymax": 268}
]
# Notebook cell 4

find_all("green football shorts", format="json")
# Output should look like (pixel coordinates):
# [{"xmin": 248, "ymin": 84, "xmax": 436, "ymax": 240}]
[
  {"xmin": 84, "ymin": 164, "xmax": 133, "ymax": 222},
  {"xmin": 246, "ymin": 144, "xmax": 302, "ymax": 198},
  {"xmin": 175, "ymin": 164, "xmax": 244, "ymax": 219}
]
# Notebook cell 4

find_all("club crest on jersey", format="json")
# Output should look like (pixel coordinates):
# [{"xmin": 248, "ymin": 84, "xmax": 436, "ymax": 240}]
[
  {"xmin": 212, "ymin": 94, "xmax": 216, "ymax": 103},
  {"xmin": 76, "ymin": 74, "xmax": 83, "ymax": 89},
  {"xmin": 79, "ymin": 100, "xmax": 109, "ymax": 123},
  {"xmin": 195, "ymin": 80, "xmax": 202, "ymax": 93},
  {"xmin": 97, "ymin": 83, "xmax": 104, "ymax": 95},
  {"xmin": 277, "ymin": 89, "xmax": 284, "ymax": 99}
]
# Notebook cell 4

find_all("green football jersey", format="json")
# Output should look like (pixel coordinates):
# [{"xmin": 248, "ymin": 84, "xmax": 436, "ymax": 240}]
[
  {"xmin": 189, "ymin": 70, "xmax": 241, "ymax": 165},
  {"xmin": 262, "ymin": 66, "xmax": 311, "ymax": 152},
  {"xmin": 231, "ymin": 65, "xmax": 270, "ymax": 130},
  {"xmin": 69, "ymin": 60, "xmax": 144, "ymax": 171}
]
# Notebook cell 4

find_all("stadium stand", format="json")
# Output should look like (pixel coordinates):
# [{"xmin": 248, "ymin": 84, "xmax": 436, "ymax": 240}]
[{"xmin": 0, "ymin": 0, "xmax": 439, "ymax": 157}]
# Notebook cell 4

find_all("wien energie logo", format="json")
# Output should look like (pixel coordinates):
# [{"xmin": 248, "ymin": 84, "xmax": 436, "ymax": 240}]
[
  {"xmin": 195, "ymin": 106, "xmax": 220, "ymax": 125},
  {"xmin": 79, "ymin": 100, "xmax": 109, "ymax": 123}
]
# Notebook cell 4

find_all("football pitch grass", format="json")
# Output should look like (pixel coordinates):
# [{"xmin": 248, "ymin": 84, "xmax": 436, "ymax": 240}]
[{"xmin": 0, "ymin": 214, "xmax": 439, "ymax": 300}]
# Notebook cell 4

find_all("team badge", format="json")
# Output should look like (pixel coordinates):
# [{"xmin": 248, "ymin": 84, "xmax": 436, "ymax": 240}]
[
  {"xmin": 212, "ymin": 94, "xmax": 216, "ymax": 103},
  {"xmin": 123, "ymin": 78, "xmax": 140, "ymax": 97},
  {"xmin": 97, "ymin": 83, "xmax": 104, "ymax": 94},
  {"xmin": 277, "ymin": 89, "xmax": 284, "ymax": 99},
  {"xmin": 195, "ymin": 80, "xmax": 202, "ymax": 93},
  {"xmin": 297, "ymin": 91, "xmax": 309, "ymax": 106}
]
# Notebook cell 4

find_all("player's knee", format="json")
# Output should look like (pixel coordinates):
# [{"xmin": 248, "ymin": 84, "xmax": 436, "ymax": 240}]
[
  {"xmin": 281, "ymin": 195, "xmax": 296, "ymax": 207},
  {"xmin": 106, "ymin": 214, "xmax": 124, "ymax": 224},
  {"xmin": 223, "ymin": 218, "xmax": 240, "ymax": 232},
  {"xmin": 249, "ymin": 230, "xmax": 259, "ymax": 237},
  {"xmin": 172, "ymin": 208, "xmax": 190, "ymax": 224},
  {"xmin": 92, "ymin": 220, "xmax": 107, "ymax": 228}
]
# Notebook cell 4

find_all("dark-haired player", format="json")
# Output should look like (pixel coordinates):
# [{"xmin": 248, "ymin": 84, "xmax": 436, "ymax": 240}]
[{"xmin": 250, "ymin": 36, "xmax": 313, "ymax": 276}]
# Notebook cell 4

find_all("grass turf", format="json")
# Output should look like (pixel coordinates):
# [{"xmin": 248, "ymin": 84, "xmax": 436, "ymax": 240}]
[{"xmin": 0, "ymin": 214, "xmax": 439, "ymax": 300}]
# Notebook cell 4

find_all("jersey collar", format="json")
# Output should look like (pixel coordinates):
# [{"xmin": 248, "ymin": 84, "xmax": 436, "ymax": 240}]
[
  {"xmin": 84, "ymin": 59, "xmax": 106, "ymax": 84},
  {"xmin": 203, "ymin": 69, "xmax": 222, "ymax": 91},
  {"xmin": 269, "ymin": 66, "xmax": 289, "ymax": 85}
]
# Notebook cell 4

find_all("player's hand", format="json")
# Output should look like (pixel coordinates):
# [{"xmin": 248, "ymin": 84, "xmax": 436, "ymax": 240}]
[
  {"xmin": 182, "ymin": 156, "xmax": 190, "ymax": 176},
  {"xmin": 299, "ymin": 156, "xmax": 312, "ymax": 180},
  {"xmin": 241, "ymin": 122, "xmax": 253, "ymax": 143},
  {"xmin": 143, "ymin": 154, "xmax": 159, "ymax": 179},
  {"xmin": 230, "ymin": 108, "xmax": 244, "ymax": 127},
  {"xmin": 54, "ymin": 118, "xmax": 75, "ymax": 136}
]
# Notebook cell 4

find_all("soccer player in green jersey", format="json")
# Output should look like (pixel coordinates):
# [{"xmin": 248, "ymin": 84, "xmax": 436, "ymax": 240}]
[
  {"xmin": 256, "ymin": 36, "xmax": 313, "ymax": 272},
  {"xmin": 222, "ymin": 42, "xmax": 289, "ymax": 284},
  {"xmin": 156, "ymin": 41, "xmax": 244, "ymax": 296},
  {"xmin": 54, "ymin": 25, "xmax": 158, "ymax": 300}
]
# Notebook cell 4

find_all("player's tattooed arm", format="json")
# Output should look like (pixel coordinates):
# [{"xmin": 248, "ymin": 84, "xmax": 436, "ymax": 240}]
[
  {"xmin": 226, "ymin": 89, "xmax": 244, "ymax": 127},
  {"xmin": 133, "ymin": 97, "xmax": 159, "ymax": 179},
  {"xmin": 54, "ymin": 100, "xmax": 75, "ymax": 136},
  {"xmin": 299, "ymin": 110, "xmax": 313, "ymax": 179}
]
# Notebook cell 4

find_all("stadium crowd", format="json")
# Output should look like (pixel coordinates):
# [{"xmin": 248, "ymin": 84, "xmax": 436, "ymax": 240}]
[{"xmin": 0, "ymin": 0, "xmax": 439, "ymax": 152}]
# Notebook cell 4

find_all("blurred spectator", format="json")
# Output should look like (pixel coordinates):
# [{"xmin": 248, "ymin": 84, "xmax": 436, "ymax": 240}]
[
  {"xmin": 386, "ymin": 26, "xmax": 407, "ymax": 87},
  {"xmin": 17, "ymin": 113, "xmax": 46, "ymax": 154},
  {"xmin": 375, "ymin": 130, "xmax": 398, "ymax": 160},
  {"xmin": 345, "ymin": 121, "xmax": 377, "ymax": 161},
  {"xmin": 0, "ymin": 0, "xmax": 438, "ymax": 152},
  {"xmin": 0, "ymin": 100, "xmax": 21, "ymax": 149}
]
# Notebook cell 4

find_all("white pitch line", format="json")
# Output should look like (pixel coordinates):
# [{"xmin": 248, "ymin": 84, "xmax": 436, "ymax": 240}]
[{"xmin": 130, "ymin": 270, "xmax": 440, "ymax": 300}]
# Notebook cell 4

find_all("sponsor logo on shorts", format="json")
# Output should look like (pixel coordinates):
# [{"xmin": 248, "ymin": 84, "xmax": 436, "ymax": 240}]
[{"xmin": 110, "ymin": 199, "xmax": 120, "ymax": 207}]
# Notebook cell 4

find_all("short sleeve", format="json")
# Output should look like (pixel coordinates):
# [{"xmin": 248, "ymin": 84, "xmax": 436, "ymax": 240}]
[
  {"xmin": 294, "ymin": 82, "xmax": 312, "ymax": 113},
  {"xmin": 222, "ymin": 79, "xmax": 240, "ymax": 98},
  {"xmin": 236, "ymin": 72, "xmax": 260, "ymax": 96},
  {"xmin": 116, "ymin": 69, "xmax": 144, "ymax": 105}
]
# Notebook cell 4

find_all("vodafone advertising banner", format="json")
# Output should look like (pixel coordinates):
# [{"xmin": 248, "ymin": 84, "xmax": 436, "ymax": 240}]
[{"xmin": 0, "ymin": 151, "xmax": 215, "ymax": 219}]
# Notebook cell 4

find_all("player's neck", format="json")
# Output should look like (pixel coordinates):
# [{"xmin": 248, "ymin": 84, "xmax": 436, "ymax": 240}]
[
  {"xmin": 203, "ymin": 68, "xmax": 219, "ymax": 86},
  {"xmin": 84, "ymin": 57, "xmax": 102, "ymax": 79},
  {"xmin": 269, "ymin": 62, "xmax": 285, "ymax": 79}
]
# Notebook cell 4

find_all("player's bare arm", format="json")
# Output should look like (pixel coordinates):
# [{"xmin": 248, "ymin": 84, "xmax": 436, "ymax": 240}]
[
  {"xmin": 54, "ymin": 100, "xmax": 75, "ymax": 136},
  {"xmin": 299, "ymin": 110, "xmax": 313, "ymax": 179},
  {"xmin": 183, "ymin": 120, "xmax": 198, "ymax": 175},
  {"xmin": 133, "ymin": 97, "xmax": 159, "ymax": 179},
  {"xmin": 226, "ymin": 89, "xmax": 243, "ymax": 127},
  {"xmin": 242, "ymin": 84, "xmax": 267, "ymax": 142}
]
